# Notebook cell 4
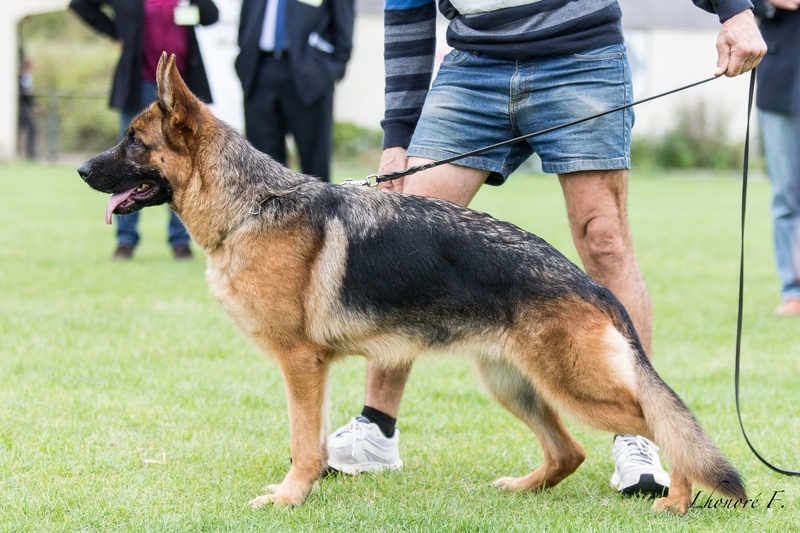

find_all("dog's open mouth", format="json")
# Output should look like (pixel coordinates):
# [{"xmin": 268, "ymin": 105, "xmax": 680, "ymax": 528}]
[{"xmin": 105, "ymin": 183, "xmax": 160, "ymax": 224}]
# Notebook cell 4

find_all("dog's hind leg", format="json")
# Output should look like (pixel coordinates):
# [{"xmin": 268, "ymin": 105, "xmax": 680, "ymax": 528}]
[
  {"xmin": 250, "ymin": 344, "xmax": 330, "ymax": 508},
  {"xmin": 475, "ymin": 357, "xmax": 586, "ymax": 492},
  {"xmin": 509, "ymin": 308, "xmax": 744, "ymax": 515}
]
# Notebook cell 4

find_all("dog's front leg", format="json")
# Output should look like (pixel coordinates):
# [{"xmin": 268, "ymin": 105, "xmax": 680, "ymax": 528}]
[{"xmin": 250, "ymin": 345, "xmax": 330, "ymax": 508}]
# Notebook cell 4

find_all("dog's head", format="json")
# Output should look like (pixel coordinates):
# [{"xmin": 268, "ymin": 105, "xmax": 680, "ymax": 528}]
[{"xmin": 77, "ymin": 53, "xmax": 205, "ymax": 224}]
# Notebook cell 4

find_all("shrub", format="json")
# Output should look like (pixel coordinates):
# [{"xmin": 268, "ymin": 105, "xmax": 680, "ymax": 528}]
[
  {"xmin": 21, "ymin": 12, "xmax": 120, "ymax": 157},
  {"xmin": 631, "ymin": 100, "xmax": 747, "ymax": 171},
  {"xmin": 333, "ymin": 122, "xmax": 383, "ymax": 164}
]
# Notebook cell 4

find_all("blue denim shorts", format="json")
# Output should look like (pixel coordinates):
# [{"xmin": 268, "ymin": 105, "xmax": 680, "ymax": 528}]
[{"xmin": 407, "ymin": 44, "xmax": 634, "ymax": 185}]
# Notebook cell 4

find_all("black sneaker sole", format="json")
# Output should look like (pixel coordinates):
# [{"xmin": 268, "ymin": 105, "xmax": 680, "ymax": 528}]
[{"xmin": 618, "ymin": 474, "xmax": 669, "ymax": 498}]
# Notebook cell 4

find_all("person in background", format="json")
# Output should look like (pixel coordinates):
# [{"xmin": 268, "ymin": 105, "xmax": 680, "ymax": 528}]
[
  {"xmin": 326, "ymin": 0, "xmax": 766, "ymax": 500},
  {"xmin": 753, "ymin": 0, "xmax": 800, "ymax": 315},
  {"xmin": 18, "ymin": 59, "xmax": 38, "ymax": 161},
  {"xmin": 235, "ymin": 0, "xmax": 354, "ymax": 182},
  {"xmin": 69, "ymin": 0, "xmax": 219, "ymax": 260}
]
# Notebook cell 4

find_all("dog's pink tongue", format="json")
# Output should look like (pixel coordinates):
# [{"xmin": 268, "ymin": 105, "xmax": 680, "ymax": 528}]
[{"xmin": 105, "ymin": 186, "xmax": 138, "ymax": 225}]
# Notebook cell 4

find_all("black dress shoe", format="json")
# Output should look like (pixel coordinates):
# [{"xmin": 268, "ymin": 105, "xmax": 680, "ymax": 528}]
[
  {"xmin": 172, "ymin": 244, "xmax": 194, "ymax": 260},
  {"xmin": 113, "ymin": 243, "xmax": 134, "ymax": 260}
]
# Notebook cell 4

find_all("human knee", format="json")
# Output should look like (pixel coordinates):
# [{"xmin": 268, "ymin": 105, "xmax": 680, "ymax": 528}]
[{"xmin": 579, "ymin": 215, "xmax": 629, "ymax": 267}]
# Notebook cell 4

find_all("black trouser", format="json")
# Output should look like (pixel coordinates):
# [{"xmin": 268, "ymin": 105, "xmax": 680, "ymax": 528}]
[
  {"xmin": 243, "ymin": 52, "xmax": 333, "ymax": 182},
  {"xmin": 19, "ymin": 103, "xmax": 37, "ymax": 159}
]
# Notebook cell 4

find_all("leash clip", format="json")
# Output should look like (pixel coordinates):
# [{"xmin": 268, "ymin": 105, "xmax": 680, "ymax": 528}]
[
  {"xmin": 249, "ymin": 203, "xmax": 262, "ymax": 216},
  {"xmin": 342, "ymin": 176, "xmax": 376, "ymax": 187}
]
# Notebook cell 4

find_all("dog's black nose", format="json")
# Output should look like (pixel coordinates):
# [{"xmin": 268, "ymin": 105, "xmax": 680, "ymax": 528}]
[{"xmin": 77, "ymin": 162, "xmax": 92, "ymax": 181}]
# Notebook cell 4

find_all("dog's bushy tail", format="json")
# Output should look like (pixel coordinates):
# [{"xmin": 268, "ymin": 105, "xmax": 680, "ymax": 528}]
[{"xmin": 637, "ymin": 364, "xmax": 746, "ymax": 500}]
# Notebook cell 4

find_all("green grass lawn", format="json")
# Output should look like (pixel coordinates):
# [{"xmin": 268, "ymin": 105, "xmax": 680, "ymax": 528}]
[{"xmin": 1, "ymin": 161, "xmax": 798, "ymax": 531}]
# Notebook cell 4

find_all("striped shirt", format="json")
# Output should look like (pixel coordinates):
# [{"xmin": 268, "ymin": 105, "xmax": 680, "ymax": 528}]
[{"xmin": 381, "ymin": 0, "xmax": 754, "ymax": 150}]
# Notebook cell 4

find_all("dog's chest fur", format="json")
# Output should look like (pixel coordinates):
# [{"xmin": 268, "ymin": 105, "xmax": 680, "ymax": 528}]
[{"xmin": 204, "ymin": 226, "xmax": 320, "ymax": 351}]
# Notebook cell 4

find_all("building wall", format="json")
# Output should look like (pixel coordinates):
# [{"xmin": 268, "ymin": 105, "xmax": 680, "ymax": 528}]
[
  {"xmin": 1, "ymin": 1, "xmax": 68, "ymax": 160},
  {"xmin": 195, "ymin": 0, "xmax": 242, "ymax": 130},
  {"xmin": 627, "ymin": 28, "xmax": 754, "ymax": 141}
]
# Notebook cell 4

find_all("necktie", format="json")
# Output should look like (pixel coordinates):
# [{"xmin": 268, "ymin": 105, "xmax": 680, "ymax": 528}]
[{"xmin": 273, "ymin": 0, "xmax": 287, "ymax": 52}]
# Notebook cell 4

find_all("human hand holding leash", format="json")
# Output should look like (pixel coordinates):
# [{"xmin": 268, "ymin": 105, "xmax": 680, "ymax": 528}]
[
  {"xmin": 377, "ymin": 147, "xmax": 408, "ymax": 192},
  {"xmin": 715, "ymin": 9, "xmax": 767, "ymax": 77}
]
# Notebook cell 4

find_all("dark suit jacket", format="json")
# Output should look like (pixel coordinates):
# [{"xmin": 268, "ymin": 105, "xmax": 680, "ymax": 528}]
[
  {"xmin": 69, "ymin": 0, "xmax": 219, "ymax": 110},
  {"xmin": 235, "ymin": 0, "xmax": 354, "ymax": 106},
  {"xmin": 753, "ymin": 0, "xmax": 800, "ymax": 114}
]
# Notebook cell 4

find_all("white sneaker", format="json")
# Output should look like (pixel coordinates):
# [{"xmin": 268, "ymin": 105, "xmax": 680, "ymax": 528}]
[
  {"xmin": 610, "ymin": 435, "xmax": 671, "ymax": 496},
  {"xmin": 327, "ymin": 416, "xmax": 403, "ymax": 475}
]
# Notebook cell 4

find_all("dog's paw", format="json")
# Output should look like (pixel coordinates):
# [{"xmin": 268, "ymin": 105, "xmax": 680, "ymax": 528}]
[
  {"xmin": 493, "ymin": 476, "xmax": 516, "ymax": 491},
  {"xmin": 249, "ymin": 483, "xmax": 299, "ymax": 508},
  {"xmin": 652, "ymin": 496, "xmax": 689, "ymax": 516},
  {"xmin": 493, "ymin": 475, "xmax": 547, "ymax": 492},
  {"xmin": 249, "ymin": 480, "xmax": 319, "ymax": 509},
  {"xmin": 249, "ymin": 495, "xmax": 275, "ymax": 509},
  {"xmin": 249, "ymin": 492, "xmax": 301, "ymax": 509}
]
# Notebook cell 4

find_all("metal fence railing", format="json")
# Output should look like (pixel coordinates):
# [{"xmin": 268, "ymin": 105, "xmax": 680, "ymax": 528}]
[{"xmin": 21, "ymin": 91, "xmax": 115, "ymax": 162}]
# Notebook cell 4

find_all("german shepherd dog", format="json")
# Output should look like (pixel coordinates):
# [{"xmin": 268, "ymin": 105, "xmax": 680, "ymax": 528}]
[{"xmin": 78, "ymin": 54, "xmax": 745, "ymax": 514}]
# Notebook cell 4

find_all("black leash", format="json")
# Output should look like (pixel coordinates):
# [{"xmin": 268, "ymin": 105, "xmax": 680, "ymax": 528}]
[
  {"xmin": 735, "ymin": 69, "xmax": 800, "ymax": 477},
  {"xmin": 369, "ymin": 75, "xmax": 722, "ymax": 184}
]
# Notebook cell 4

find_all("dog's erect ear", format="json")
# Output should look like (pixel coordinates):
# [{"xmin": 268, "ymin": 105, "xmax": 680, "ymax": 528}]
[
  {"xmin": 156, "ymin": 52, "xmax": 176, "ymax": 111},
  {"xmin": 156, "ymin": 52, "xmax": 202, "ymax": 137}
]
